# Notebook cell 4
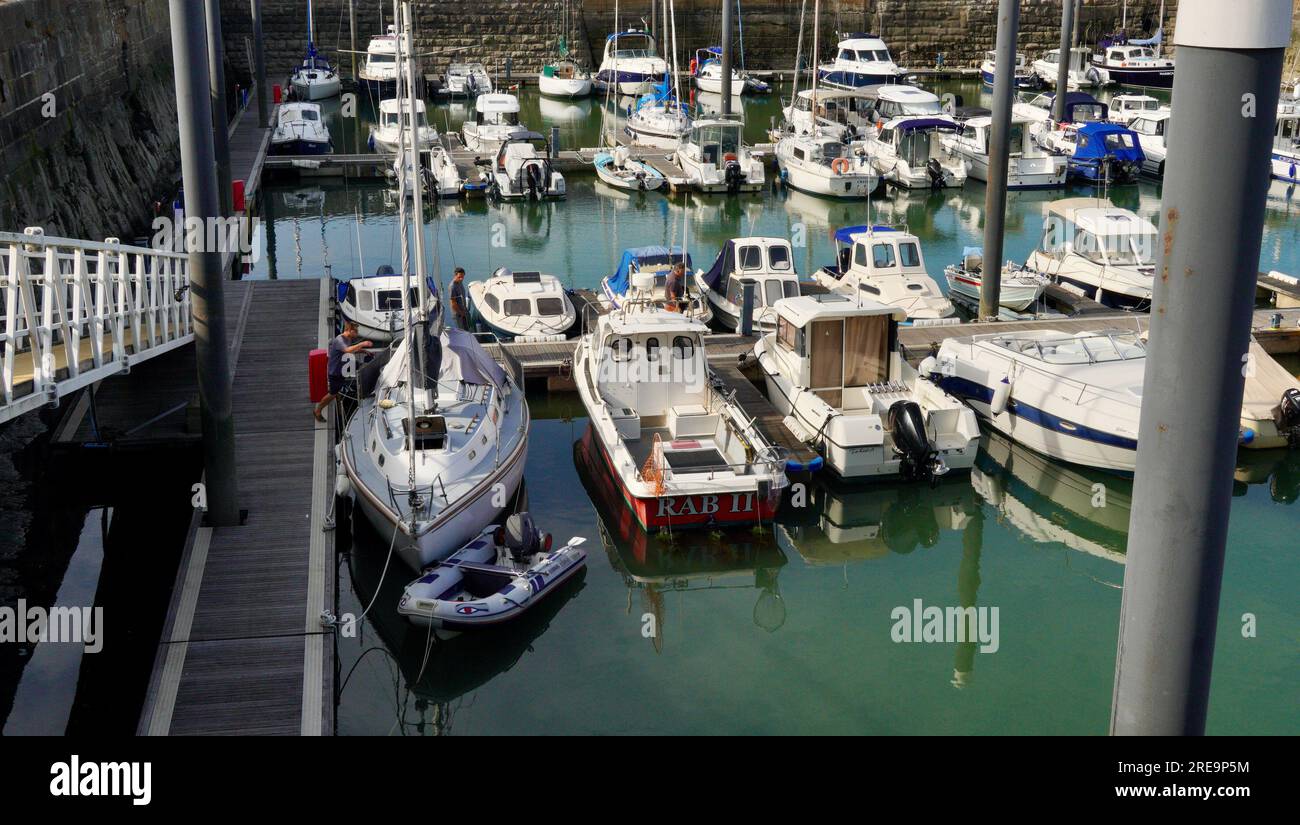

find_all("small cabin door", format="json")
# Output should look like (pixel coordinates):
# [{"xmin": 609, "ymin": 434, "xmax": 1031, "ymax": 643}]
[{"xmin": 809, "ymin": 319, "xmax": 844, "ymax": 407}]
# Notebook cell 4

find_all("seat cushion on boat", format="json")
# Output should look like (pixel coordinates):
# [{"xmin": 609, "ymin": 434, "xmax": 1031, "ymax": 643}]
[{"xmin": 662, "ymin": 447, "xmax": 730, "ymax": 474}]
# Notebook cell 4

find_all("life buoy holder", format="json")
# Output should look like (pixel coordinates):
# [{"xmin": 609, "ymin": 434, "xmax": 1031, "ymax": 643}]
[{"xmin": 830, "ymin": 157, "xmax": 851, "ymax": 174}]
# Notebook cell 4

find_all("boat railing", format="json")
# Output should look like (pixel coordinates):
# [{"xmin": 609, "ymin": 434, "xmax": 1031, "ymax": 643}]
[
  {"xmin": 470, "ymin": 329, "xmax": 524, "ymax": 388},
  {"xmin": 384, "ymin": 475, "xmax": 448, "ymax": 524}
]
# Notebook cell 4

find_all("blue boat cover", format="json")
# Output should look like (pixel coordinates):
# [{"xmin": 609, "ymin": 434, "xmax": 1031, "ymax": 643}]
[
  {"xmin": 832, "ymin": 225, "xmax": 899, "ymax": 244},
  {"xmin": 607, "ymin": 246, "xmax": 692, "ymax": 295},
  {"xmin": 1039, "ymin": 91, "xmax": 1109, "ymax": 122},
  {"xmin": 894, "ymin": 118, "xmax": 960, "ymax": 133},
  {"xmin": 701, "ymin": 240, "xmax": 736, "ymax": 291},
  {"xmin": 1073, "ymin": 122, "xmax": 1145, "ymax": 164}
]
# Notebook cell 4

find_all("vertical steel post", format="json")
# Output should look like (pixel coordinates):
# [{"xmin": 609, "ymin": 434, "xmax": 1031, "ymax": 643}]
[
  {"xmin": 1111, "ymin": 0, "xmax": 1291, "ymax": 736},
  {"xmin": 205, "ymin": 0, "xmax": 233, "ymax": 217},
  {"xmin": 1053, "ymin": 0, "xmax": 1075, "ymax": 122},
  {"xmin": 739, "ymin": 278, "xmax": 756, "ymax": 336},
  {"xmin": 349, "ymin": 0, "xmax": 358, "ymax": 80},
  {"xmin": 980, "ymin": 0, "xmax": 1020, "ymax": 319},
  {"xmin": 170, "ymin": 0, "xmax": 241, "ymax": 526},
  {"xmin": 251, "ymin": 0, "xmax": 269, "ymax": 128},
  {"xmin": 721, "ymin": 0, "xmax": 734, "ymax": 115}
]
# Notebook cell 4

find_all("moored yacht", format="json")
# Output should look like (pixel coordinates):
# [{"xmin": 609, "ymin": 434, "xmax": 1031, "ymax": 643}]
[
  {"xmin": 484, "ymin": 131, "xmax": 566, "ymax": 201},
  {"xmin": 693, "ymin": 237, "xmax": 801, "ymax": 331},
  {"xmin": 574, "ymin": 307, "xmax": 789, "ymax": 530},
  {"xmin": 692, "ymin": 47, "xmax": 746, "ymax": 96},
  {"xmin": 776, "ymin": 130, "xmax": 879, "ymax": 197},
  {"xmin": 624, "ymin": 80, "xmax": 693, "ymax": 149},
  {"xmin": 370, "ymin": 98, "xmax": 438, "ymax": 153},
  {"xmin": 461, "ymin": 93, "xmax": 528, "ymax": 155},
  {"xmin": 1108, "ymin": 93, "xmax": 1166, "ymax": 125},
  {"xmin": 338, "ymin": 266, "xmax": 440, "ymax": 343},
  {"xmin": 1271, "ymin": 99, "xmax": 1300, "ymax": 183},
  {"xmin": 1023, "ymin": 198, "xmax": 1156, "ymax": 309},
  {"xmin": 1127, "ymin": 110, "xmax": 1170, "ymax": 177},
  {"xmin": 289, "ymin": 2, "xmax": 341, "ymax": 101},
  {"xmin": 599, "ymin": 246, "xmax": 712, "ymax": 324},
  {"xmin": 539, "ymin": 57, "xmax": 593, "ymax": 98},
  {"xmin": 595, "ymin": 29, "xmax": 667, "ymax": 95},
  {"xmin": 673, "ymin": 116, "xmax": 765, "ymax": 193},
  {"xmin": 444, "ymin": 63, "xmax": 493, "ymax": 98},
  {"xmin": 755, "ymin": 294, "xmax": 979, "ymax": 480},
  {"xmin": 980, "ymin": 50, "xmax": 1042, "ymax": 90},
  {"xmin": 816, "ymin": 33, "xmax": 906, "ymax": 90},
  {"xmin": 866, "ymin": 116, "xmax": 967, "ymax": 189},
  {"xmin": 941, "ymin": 111, "xmax": 1067, "ymax": 189},
  {"xmin": 358, "ymin": 25, "xmax": 401, "ymax": 95},
  {"xmin": 270, "ymin": 102, "xmax": 332, "ymax": 155},
  {"xmin": 943, "ymin": 248, "xmax": 1050, "ymax": 313},
  {"xmin": 814, "ymin": 225, "xmax": 956, "ymax": 321},
  {"xmin": 1031, "ymin": 47, "xmax": 1109, "ymax": 89},
  {"xmin": 1091, "ymin": 43, "xmax": 1175, "ymax": 89},
  {"xmin": 779, "ymin": 88, "xmax": 875, "ymax": 138}
]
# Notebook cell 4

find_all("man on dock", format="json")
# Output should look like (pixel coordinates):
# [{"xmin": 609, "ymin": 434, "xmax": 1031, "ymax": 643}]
[
  {"xmin": 449, "ymin": 267, "xmax": 470, "ymax": 329},
  {"xmin": 313, "ymin": 321, "xmax": 372, "ymax": 422}
]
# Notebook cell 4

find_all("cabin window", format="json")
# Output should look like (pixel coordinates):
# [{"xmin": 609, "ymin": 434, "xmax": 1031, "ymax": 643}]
[
  {"xmin": 838, "ymin": 49, "xmax": 855, "ymax": 62},
  {"xmin": 764, "ymin": 280, "xmax": 783, "ymax": 307},
  {"xmin": 611, "ymin": 337, "xmax": 632, "ymax": 362},
  {"xmin": 776, "ymin": 317, "xmax": 798, "ymax": 352},
  {"xmin": 898, "ymin": 242, "xmax": 921, "ymax": 268},
  {"xmin": 768, "ymin": 245, "xmax": 791, "ymax": 271},
  {"xmin": 370, "ymin": 55, "xmax": 395, "ymax": 65},
  {"xmin": 1109, "ymin": 51, "xmax": 1125, "ymax": 62},
  {"xmin": 344, "ymin": 283, "xmax": 357, "ymax": 306},
  {"xmin": 484, "ymin": 293, "xmax": 500, "ymax": 313},
  {"xmin": 727, "ymin": 278, "xmax": 743, "ymax": 307},
  {"xmin": 1105, "ymin": 132, "xmax": 1136, "ymax": 151},
  {"xmin": 358, "ymin": 290, "xmax": 373, "ymax": 312},
  {"xmin": 859, "ymin": 283, "xmax": 881, "ymax": 296},
  {"xmin": 853, "ymin": 243, "xmax": 869, "ymax": 268},
  {"xmin": 783, "ymin": 281, "xmax": 800, "ymax": 299},
  {"xmin": 503, "ymin": 299, "xmax": 531, "ymax": 316},
  {"xmin": 671, "ymin": 336, "xmax": 695, "ymax": 360},
  {"xmin": 738, "ymin": 245, "xmax": 763, "ymax": 270},
  {"xmin": 377, "ymin": 289, "xmax": 404, "ymax": 310},
  {"xmin": 645, "ymin": 337, "xmax": 660, "ymax": 361},
  {"xmin": 793, "ymin": 147, "xmax": 806, "ymax": 162},
  {"xmin": 536, "ymin": 297, "xmax": 564, "ymax": 316},
  {"xmin": 872, "ymin": 243, "xmax": 896, "ymax": 269},
  {"xmin": 962, "ymin": 125, "xmax": 978, "ymax": 141}
]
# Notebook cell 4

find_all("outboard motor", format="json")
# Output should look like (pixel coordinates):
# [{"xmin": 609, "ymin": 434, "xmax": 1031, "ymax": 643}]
[
  {"xmin": 523, "ymin": 161, "xmax": 544, "ymax": 201},
  {"xmin": 1280, "ymin": 387, "xmax": 1300, "ymax": 448},
  {"xmin": 725, "ymin": 159, "xmax": 743, "ymax": 193},
  {"xmin": 888, "ymin": 400, "xmax": 946, "ymax": 484},
  {"xmin": 503, "ymin": 511, "xmax": 551, "ymax": 562},
  {"xmin": 926, "ymin": 158, "xmax": 946, "ymax": 188}
]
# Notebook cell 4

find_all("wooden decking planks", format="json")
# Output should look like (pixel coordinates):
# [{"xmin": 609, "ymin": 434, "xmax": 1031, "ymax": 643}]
[
  {"xmin": 139, "ymin": 278, "xmax": 334, "ymax": 736},
  {"xmin": 228, "ymin": 94, "xmax": 275, "ymax": 210},
  {"xmin": 710, "ymin": 360, "xmax": 820, "ymax": 468}
]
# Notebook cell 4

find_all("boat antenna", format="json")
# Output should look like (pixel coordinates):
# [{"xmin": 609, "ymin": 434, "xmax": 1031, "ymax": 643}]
[
  {"xmin": 668, "ymin": 0, "xmax": 682, "ymax": 113},
  {"xmin": 810, "ymin": 0, "xmax": 820, "ymax": 117},
  {"xmin": 353, "ymin": 203, "xmax": 366, "ymax": 277}
]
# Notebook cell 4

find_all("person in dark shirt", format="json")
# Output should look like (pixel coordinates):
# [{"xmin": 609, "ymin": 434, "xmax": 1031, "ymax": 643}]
[
  {"xmin": 448, "ymin": 267, "xmax": 469, "ymax": 329},
  {"xmin": 665, "ymin": 262, "xmax": 686, "ymax": 307},
  {"xmin": 313, "ymin": 320, "xmax": 372, "ymax": 422}
]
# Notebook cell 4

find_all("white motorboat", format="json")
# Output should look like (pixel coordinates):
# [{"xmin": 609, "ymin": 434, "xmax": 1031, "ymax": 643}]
[
  {"xmin": 867, "ymin": 116, "xmax": 967, "ymax": 189},
  {"xmin": 389, "ymin": 144, "xmax": 463, "ymax": 200},
  {"xmin": 776, "ymin": 130, "xmax": 880, "ymax": 198},
  {"xmin": 483, "ymin": 131, "xmax": 566, "ymax": 201},
  {"xmin": 1128, "ymin": 109, "xmax": 1170, "ymax": 177},
  {"xmin": 444, "ymin": 63, "xmax": 493, "ymax": 98},
  {"xmin": 692, "ymin": 47, "xmax": 745, "ymax": 96},
  {"xmin": 779, "ymin": 88, "xmax": 876, "ymax": 138},
  {"xmin": 370, "ymin": 98, "xmax": 438, "ymax": 153},
  {"xmin": 1023, "ymin": 198, "xmax": 1156, "ymax": 310},
  {"xmin": 943, "ymin": 248, "xmax": 1050, "ymax": 313},
  {"xmin": 814, "ymin": 224, "xmax": 956, "ymax": 322},
  {"xmin": 1091, "ymin": 43, "xmax": 1174, "ymax": 90},
  {"xmin": 693, "ymin": 237, "xmax": 801, "ymax": 332},
  {"xmin": 269, "ymin": 102, "xmax": 332, "ymax": 155},
  {"xmin": 816, "ymin": 33, "xmax": 907, "ymax": 90},
  {"xmin": 979, "ymin": 50, "xmax": 1043, "ymax": 90},
  {"xmin": 397, "ymin": 516, "xmax": 587, "ymax": 630},
  {"xmin": 1240, "ymin": 339, "xmax": 1300, "ymax": 450},
  {"xmin": 672, "ymin": 117, "xmax": 765, "ymax": 193},
  {"xmin": 941, "ymin": 112, "xmax": 1067, "ymax": 189},
  {"xmin": 755, "ymin": 294, "xmax": 979, "ymax": 480},
  {"xmin": 461, "ymin": 93, "xmax": 528, "ymax": 155},
  {"xmin": 1271, "ymin": 99, "xmax": 1300, "ymax": 183},
  {"xmin": 595, "ymin": 29, "xmax": 667, "ymax": 95},
  {"xmin": 869, "ymin": 84, "xmax": 946, "ymax": 121},
  {"xmin": 289, "ymin": 1, "xmax": 341, "ymax": 101},
  {"xmin": 358, "ymin": 25, "xmax": 400, "ymax": 95},
  {"xmin": 573, "ymin": 306, "xmax": 789, "ymax": 531},
  {"xmin": 1031, "ymin": 47, "xmax": 1109, "ymax": 89},
  {"xmin": 466, "ymin": 268, "xmax": 577, "ymax": 342},
  {"xmin": 1108, "ymin": 94, "xmax": 1166, "ymax": 126},
  {"xmin": 593, "ymin": 147, "xmax": 665, "ymax": 191},
  {"xmin": 338, "ymin": 265, "xmax": 440, "ymax": 343},
  {"xmin": 599, "ymin": 245, "xmax": 712, "ymax": 325},
  {"xmin": 930, "ymin": 329, "xmax": 1147, "ymax": 473},
  {"xmin": 538, "ymin": 57, "xmax": 592, "ymax": 98}
]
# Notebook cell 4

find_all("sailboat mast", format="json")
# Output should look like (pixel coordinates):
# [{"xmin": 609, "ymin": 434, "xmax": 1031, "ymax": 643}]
[
  {"xmin": 307, "ymin": 0, "xmax": 315, "ymax": 53},
  {"xmin": 811, "ymin": 0, "xmax": 820, "ymax": 108},
  {"xmin": 668, "ymin": 0, "xmax": 681, "ymax": 104},
  {"xmin": 392, "ymin": 0, "xmax": 418, "ymax": 498},
  {"xmin": 790, "ymin": 0, "xmax": 806, "ymax": 115}
]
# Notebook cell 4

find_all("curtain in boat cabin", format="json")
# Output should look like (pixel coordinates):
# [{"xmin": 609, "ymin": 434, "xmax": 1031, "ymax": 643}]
[{"xmin": 843, "ymin": 315, "xmax": 889, "ymax": 386}]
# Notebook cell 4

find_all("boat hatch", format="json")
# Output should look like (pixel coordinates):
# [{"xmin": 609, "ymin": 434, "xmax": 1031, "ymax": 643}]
[
  {"xmin": 661, "ymin": 445, "xmax": 730, "ymax": 474},
  {"xmin": 405, "ymin": 414, "xmax": 448, "ymax": 449},
  {"xmin": 512, "ymin": 271, "xmax": 542, "ymax": 284}
]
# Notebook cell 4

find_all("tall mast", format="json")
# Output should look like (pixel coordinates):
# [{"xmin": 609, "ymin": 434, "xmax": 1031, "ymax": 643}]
[
  {"xmin": 811, "ymin": 0, "xmax": 820, "ymax": 110},
  {"xmin": 392, "ymin": 0, "xmax": 418, "ymax": 502},
  {"xmin": 790, "ymin": 0, "xmax": 807, "ymax": 117}
]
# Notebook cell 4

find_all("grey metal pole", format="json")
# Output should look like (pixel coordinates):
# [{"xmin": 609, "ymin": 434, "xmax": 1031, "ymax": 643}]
[
  {"xmin": 721, "ymin": 0, "xmax": 734, "ymax": 116},
  {"xmin": 979, "ymin": 0, "xmax": 1019, "ymax": 320},
  {"xmin": 170, "ymin": 0, "xmax": 241, "ymax": 527},
  {"xmin": 349, "ymin": 0, "xmax": 358, "ymax": 80},
  {"xmin": 1053, "ymin": 0, "xmax": 1075, "ymax": 122},
  {"xmin": 739, "ymin": 278, "xmax": 756, "ymax": 336},
  {"xmin": 1110, "ymin": 0, "xmax": 1291, "ymax": 737},
  {"xmin": 205, "ymin": 0, "xmax": 233, "ymax": 218},
  {"xmin": 251, "ymin": 0, "xmax": 269, "ymax": 128}
]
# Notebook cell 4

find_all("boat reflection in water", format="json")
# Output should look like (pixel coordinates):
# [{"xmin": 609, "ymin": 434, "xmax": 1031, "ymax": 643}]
[
  {"xmin": 1234, "ymin": 448, "xmax": 1300, "ymax": 504},
  {"xmin": 345, "ymin": 488, "xmax": 586, "ymax": 735},
  {"xmin": 774, "ymin": 473, "xmax": 988, "ymax": 688},
  {"xmin": 574, "ymin": 428, "xmax": 788, "ymax": 651}
]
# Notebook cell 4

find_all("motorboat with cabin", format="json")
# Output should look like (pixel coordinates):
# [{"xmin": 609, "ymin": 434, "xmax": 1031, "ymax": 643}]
[
  {"xmin": 538, "ymin": 56, "xmax": 592, "ymax": 98},
  {"xmin": 289, "ymin": 2, "xmax": 341, "ymax": 101},
  {"xmin": 755, "ymin": 294, "xmax": 979, "ymax": 480},
  {"xmin": 338, "ymin": 265, "xmax": 441, "ymax": 343},
  {"xmin": 370, "ymin": 98, "xmax": 438, "ymax": 153},
  {"xmin": 817, "ymin": 33, "xmax": 906, "ymax": 90},
  {"xmin": 573, "ymin": 306, "xmax": 790, "ymax": 530},
  {"xmin": 692, "ymin": 47, "xmax": 745, "ymax": 96},
  {"xmin": 599, "ymin": 246, "xmax": 712, "ymax": 325},
  {"xmin": 1271, "ymin": 99, "xmax": 1300, "ymax": 183},
  {"xmin": 466, "ymin": 267, "xmax": 577, "ymax": 342},
  {"xmin": 444, "ymin": 63, "xmax": 493, "ymax": 98},
  {"xmin": 869, "ymin": 84, "xmax": 946, "ymax": 121},
  {"xmin": 980, "ymin": 50, "xmax": 1042, "ymax": 90},
  {"xmin": 595, "ymin": 29, "xmax": 667, "ymax": 96},
  {"xmin": 943, "ymin": 247, "xmax": 1050, "ymax": 313},
  {"xmin": 358, "ymin": 25, "xmax": 400, "ymax": 95},
  {"xmin": 389, "ymin": 144, "xmax": 464, "ymax": 200},
  {"xmin": 693, "ymin": 237, "xmax": 801, "ymax": 332},
  {"xmin": 1048, "ymin": 121, "xmax": 1146, "ymax": 184},
  {"xmin": 1023, "ymin": 198, "xmax": 1156, "ymax": 310},
  {"xmin": 1108, "ymin": 94, "xmax": 1166, "ymax": 126},
  {"xmin": 866, "ymin": 116, "xmax": 967, "ymax": 189},
  {"xmin": 775, "ymin": 130, "xmax": 879, "ymax": 198},
  {"xmin": 461, "ymin": 93, "xmax": 528, "ymax": 155},
  {"xmin": 1031, "ymin": 47, "xmax": 1109, "ymax": 90},
  {"xmin": 397, "ymin": 515, "xmax": 587, "ymax": 630},
  {"xmin": 593, "ymin": 146, "xmax": 666, "ymax": 191},
  {"xmin": 270, "ymin": 102, "xmax": 332, "ymax": 155},
  {"xmin": 814, "ymin": 225, "xmax": 956, "ymax": 322},
  {"xmin": 483, "ymin": 131, "xmax": 566, "ymax": 201},
  {"xmin": 1020, "ymin": 91, "xmax": 1110, "ymax": 152},
  {"xmin": 1128, "ymin": 110, "xmax": 1171, "ymax": 177},
  {"xmin": 941, "ymin": 112, "xmax": 1067, "ymax": 189},
  {"xmin": 1091, "ymin": 43, "xmax": 1174, "ymax": 89},
  {"xmin": 673, "ymin": 117, "xmax": 765, "ymax": 193},
  {"xmin": 779, "ymin": 88, "xmax": 875, "ymax": 138}
]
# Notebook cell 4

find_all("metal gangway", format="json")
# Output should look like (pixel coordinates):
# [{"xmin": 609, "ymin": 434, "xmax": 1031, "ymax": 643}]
[{"xmin": 0, "ymin": 227, "xmax": 193, "ymax": 425}]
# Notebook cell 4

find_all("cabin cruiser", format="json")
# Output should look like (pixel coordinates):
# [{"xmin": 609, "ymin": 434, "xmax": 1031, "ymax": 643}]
[
  {"xmin": 1128, "ymin": 110, "xmax": 1170, "ymax": 177},
  {"xmin": 1050, "ymin": 122, "xmax": 1145, "ymax": 184},
  {"xmin": 593, "ymin": 147, "xmax": 666, "ymax": 191},
  {"xmin": 573, "ymin": 306, "xmax": 789, "ymax": 530},
  {"xmin": 270, "ymin": 102, "xmax": 332, "ymax": 155},
  {"xmin": 755, "ymin": 294, "xmax": 979, "ymax": 480},
  {"xmin": 595, "ymin": 29, "xmax": 667, "ymax": 95},
  {"xmin": 390, "ymin": 144, "xmax": 464, "ymax": 200},
  {"xmin": 289, "ymin": 4, "xmax": 341, "ymax": 101},
  {"xmin": 814, "ymin": 225, "xmax": 956, "ymax": 321},
  {"xmin": 776, "ymin": 130, "xmax": 879, "ymax": 197},
  {"xmin": 1024, "ymin": 198, "xmax": 1155, "ymax": 310},
  {"xmin": 1108, "ymin": 94, "xmax": 1166, "ymax": 125},
  {"xmin": 599, "ymin": 246, "xmax": 712, "ymax": 324},
  {"xmin": 693, "ymin": 237, "xmax": 801, "ymax": 332},
  {"xmin": 538, "ymin": 57, "xmax": 592, "ymax": 98},
  {"xmin": 444, "ymin": 63, "xmax": 493, "ymax": 98},
  {"xmin": 870, "ymin": 84, "xmax": 946, "ymax": 121},
  {"xmin": 338, "ymin": 266, "xmax": 440, "ymax": 343},
  {"xmin": 1271, "ymin": 99, "xmax": 1300, "ymax": 183},
  {"xmin": 979, "ymin": 50, "xmax": 1042, "ymax": 90},
  {"xmin": 693, "ymin": 47, "xmax": 745, "ymax": 96},
  {"xmin": 1020, "ymin": 91, "xmax": 1110, "ymax": 152},
  {"xmin": 466, "ymin": 268, "xmax": 577, "ymax": 342},
  {"xmin": 943, "ymin": 247, "xmax": 1050, "ymax": 313},
  {"xmin": 461, "ymin": 93, "xmax": 528, "ymax": 155},
  {"xmin": 1091, "ymin": 44, "xmax": 1174, "ymax": 89},
  {"xmin": 673, "ymin": 117, "xmax": 765, "ymax": 193},
  {"xmin": 817, "ymin": 33, "xmax": 906, "ymax": 90},
  {"xmin": 484, "ymin": 132, "xmax": 566, "ymax": 201},
  {"xmin": 358, "ymin": 26, "xmax": 400, "ymax": 95},
  {"xmin": 941, "ymin": 112, "xmax": 1067, "ymax": 189},
  {"xmin": 370, "ymin": 98, "xmax": 438, "ymax": 153},
  {"xmin": 866, "ymin": 116, "xmax": 967, "ymax": 189},
  {"xmin": 625, "ymin": 81, "xmax": 693, "ymax": 149},
  {"xmin": 1031, "ymin": 47, "xmax": 1108, "ymax": 89},
  {"xmin": 779, "ymin": 88, "xmax": 875, "ymax": 138}
]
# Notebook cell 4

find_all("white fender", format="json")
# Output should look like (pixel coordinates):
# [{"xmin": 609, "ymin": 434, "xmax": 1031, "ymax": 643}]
[{"xmin": 989, "ymin": 374, "xmax": 1012, "ymax": 416}]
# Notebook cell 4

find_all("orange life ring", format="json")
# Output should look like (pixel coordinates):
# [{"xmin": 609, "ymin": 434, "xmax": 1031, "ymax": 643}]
[{"xmin": 831, "ymin": 157, "xmax": 851, "ymax": 174}]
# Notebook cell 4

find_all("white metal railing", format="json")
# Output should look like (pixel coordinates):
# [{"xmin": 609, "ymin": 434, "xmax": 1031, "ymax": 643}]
[{"xmin": 0, "ymin": 227, "xmax": 194, "ymax": 424}]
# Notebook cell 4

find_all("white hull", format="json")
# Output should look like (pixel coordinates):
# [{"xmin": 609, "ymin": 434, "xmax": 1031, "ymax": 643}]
[
  {"xmin": 292, "ymin": 75, "xmax": 341, "ymax": 100},
  {"xmin": 695, "ymin": 74, "xmax": 746, "ymax": 96},
  {"xmin": 539, "ymin": 73, "xmax": 592, "ymax": 98},
  {"xmin": 779, "ymin": 160, "xmax": 878, "ymax": 198}
]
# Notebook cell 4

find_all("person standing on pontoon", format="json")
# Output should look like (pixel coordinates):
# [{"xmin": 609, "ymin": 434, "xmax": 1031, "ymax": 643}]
[
  {"xmin": 313, "ymin": 320, "xmax": 372, "ymax": 422},
  {"xmin": 449, "ymin": 267, "xmax": 470, "ymax": 329}
]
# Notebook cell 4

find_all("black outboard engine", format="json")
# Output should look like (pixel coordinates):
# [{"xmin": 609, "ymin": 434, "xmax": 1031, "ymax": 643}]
[
  {"xmin": 523, "ymin": 161, "xmax": 544, "ymax": 201},
  {"xmin": 888, "ymin": 400, "xmax": 945, "ymax": 484},
  {"xmin": 725, "ymin": 159, "xmax": 743, "ymax": 193},
  {"xmin": 1280, "ymin": 388, "xmax": 1300, "ymax": 448},
  {"xmin": 503, "ymin": 511, "xmax": 550, "ymax": 562},
  {"xmin": 926, "ymin": 158, "xmax": 945, "ymax": 188}
]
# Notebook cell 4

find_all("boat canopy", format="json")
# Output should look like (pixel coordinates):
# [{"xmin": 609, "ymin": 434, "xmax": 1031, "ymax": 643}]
[
  {"xmin": 607, "ymin": 246, "xmax": 692, "ymax": 295},
  {"xmin": 893, "ymin": 117, "xmax": 960, "ymax": 133},
  {"xmin": 1039, "ymin": 91, "xmax": 1109, "ymax": 123},
  {"xmin": 1073, "ymin": 122, "xmax": 1145, "ymax": 164},
  {"xmin": 833, "ymin": 225, "xmax": 899, "ymax": 244},
  {"xmin": 700, "ymin": 239, "xmax": 797, "ymax": 291},
  {"xmin": 475, "ymin": 93, "xmax": 520, "ymax": 113}
]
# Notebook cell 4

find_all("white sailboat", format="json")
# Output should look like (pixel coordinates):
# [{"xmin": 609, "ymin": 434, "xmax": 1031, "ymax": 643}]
[{"xmin": 289, "ymin": 0, "xmax": 341, "ymax": 101}]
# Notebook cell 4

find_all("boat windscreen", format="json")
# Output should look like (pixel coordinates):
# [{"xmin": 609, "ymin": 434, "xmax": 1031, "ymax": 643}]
[{"xmin": 997, "ymin": 332, "xmax": 1146, "ymax": 365}]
